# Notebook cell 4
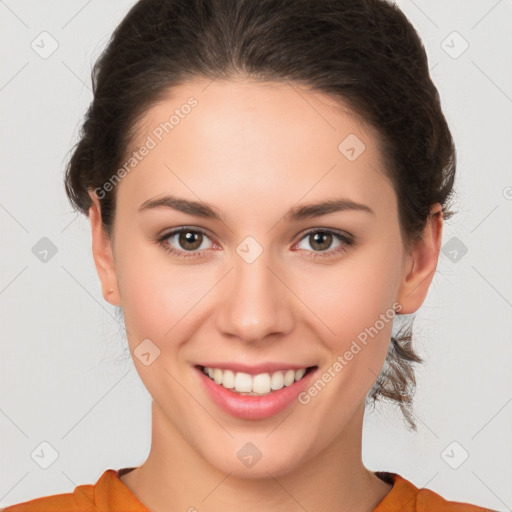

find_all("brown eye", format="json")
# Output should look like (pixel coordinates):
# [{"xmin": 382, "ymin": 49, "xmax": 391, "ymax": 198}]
[
  {"xmin": 308, "ymin": 232, "xmax": 333, "ymax": 251},
  {"xmin": 177, "ymin": 230, "xmax": 204, "ymax": 251},
  {"xmin": 158, "ymin": 227, "xmax": 214, "ymax": 259},
  {"xmin": 294, "ymin": 229, "xmax": 354, "ymax": 260}
]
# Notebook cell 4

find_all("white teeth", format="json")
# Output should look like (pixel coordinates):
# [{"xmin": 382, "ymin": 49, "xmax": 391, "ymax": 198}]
[
  {"xmin": 213, "ymin": 368, "xmax": 223, "ymax": 385},
  {"xmin": 222, "ymin": 369, "xmax": 235, "ymax": 389},
  {"xmin": 270, "ymin": 371, "xmax": 284, "ymax": 390},
  {"xmin": 234, "ymin": 372, "xmax": 252, "ymax": 392},
  {"xmin": 253, "ymin": 373, "xmax": 271, "ymax": 394},
  {"xmin": 295, "ymin": 368, "xmax": 306, "ymax": 381},
  {"xmin": 283, "ymin": 369, "xmax": 296, "ymax": 386},
  {"xmin": 201, "ymin": 366, "xmax": 311, "ymax": 395}
]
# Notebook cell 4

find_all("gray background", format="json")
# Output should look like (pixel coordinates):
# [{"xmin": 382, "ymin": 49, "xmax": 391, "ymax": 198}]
[{"xmin": 1, "ymin": 0, "xmax": 511, "ymax": 510}]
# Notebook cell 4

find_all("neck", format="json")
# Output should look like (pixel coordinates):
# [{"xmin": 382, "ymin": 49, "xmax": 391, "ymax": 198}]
[{"xmin": 121, "ymin": 401, "xmax": 392, "ymax": 512}]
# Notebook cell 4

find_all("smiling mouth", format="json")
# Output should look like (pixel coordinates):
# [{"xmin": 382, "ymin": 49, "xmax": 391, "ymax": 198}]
[{"xmin": 196, "ymin": 364, "xmax": 317, "ymax": 396}]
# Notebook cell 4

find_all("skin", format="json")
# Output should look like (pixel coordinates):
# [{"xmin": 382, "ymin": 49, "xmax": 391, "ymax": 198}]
[{"xmin": 88, "ymin": 78, "xmax": 443, "ymax": 512}]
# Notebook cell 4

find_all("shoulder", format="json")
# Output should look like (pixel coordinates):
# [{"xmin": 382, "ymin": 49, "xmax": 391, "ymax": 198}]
[
  {"xmin": 374, "ymin": 472, "xmax": 496, "ymax": 512},
  {"xmin": 0, "ymin": 469, "xmax": 146, "ymax": 512},
  {"xmin": 0, "ymin": 484, "xmax": 93, "ymax": 512},
  {"xmin": 415, "ymin": 486, "xmax": 496, "ymax": 512}
]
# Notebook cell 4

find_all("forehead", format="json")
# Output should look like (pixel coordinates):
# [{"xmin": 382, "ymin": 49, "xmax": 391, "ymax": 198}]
[{"xmin": 118, "ymin": 78, "xmax": 395, "ymax": 219}]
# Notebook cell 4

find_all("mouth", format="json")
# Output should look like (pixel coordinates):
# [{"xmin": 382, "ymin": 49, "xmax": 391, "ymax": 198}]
[
  {"xmin": 193, "ymin": 364, "xmax": 319, "ymax": 420},
  {"xmin": 196, "ymin": 364, "xmax": 317, "ymax": 396}
]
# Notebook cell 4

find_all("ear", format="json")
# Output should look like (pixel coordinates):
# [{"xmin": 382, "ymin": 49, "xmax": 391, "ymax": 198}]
[
  {"xmin": 396, "ymin": 203, "xmax": 443, "ymax": 315},
  {"xmin": 87, "ymin": 191, "xmax": 121, "ymax": 306}
]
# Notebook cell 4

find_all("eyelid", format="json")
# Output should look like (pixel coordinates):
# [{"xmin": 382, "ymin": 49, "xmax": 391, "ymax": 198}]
[
  {"xmin": 157, "ymin": 225, "xmax": 353, "ymax": 244},
  {"xmin": 157, "ymin": 225, "xmax": 355, "ymax": 258},
  {"xmin": 292, "ymin": 228, "xmax": 354, "ymax": 256},
  {"xmin": 157, "ymin": 225, "xmax": 216, "ymax": 243},
  {"xmin": 158, "ymin": 226, "xmax": 217, "ymax": 249},
  {"xmin": 296, "ymin": 227, "xmax": 354, "ymax": 243}
]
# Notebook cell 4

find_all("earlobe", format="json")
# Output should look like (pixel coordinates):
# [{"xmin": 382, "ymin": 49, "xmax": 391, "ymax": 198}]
[
  {"xmin": 396, "ymin": 204, "xmax": 443, "ymax": 315},
  {"xmin": 87, "ymin": 191, "xmax": 121, "ymax": 306}
]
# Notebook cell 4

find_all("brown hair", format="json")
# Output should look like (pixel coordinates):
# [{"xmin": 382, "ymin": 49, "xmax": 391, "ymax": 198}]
[{"xmin": 64, "ymin": 0, "xmax": 457, "ymax": 430}]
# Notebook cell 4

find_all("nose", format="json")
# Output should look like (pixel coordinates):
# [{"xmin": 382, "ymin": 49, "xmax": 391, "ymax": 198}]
[{"xmin": 215, "ymin": 249, "xmax": 295, "ymax": 345}]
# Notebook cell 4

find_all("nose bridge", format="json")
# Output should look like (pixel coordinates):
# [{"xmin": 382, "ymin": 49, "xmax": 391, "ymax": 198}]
[{"xmin": 215, "ymin": 240, "xmax": 293, "ymax": 342}]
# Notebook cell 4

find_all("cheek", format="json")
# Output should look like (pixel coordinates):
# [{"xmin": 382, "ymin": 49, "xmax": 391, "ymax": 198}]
[
  {"xmin": 114, "ymin": 240, "xmax": 177, "ymax": 339},
  {"xmin": 299, "ymin": 260, "xmax": 400, "ymax": 414},
  {"xmin": 292, "ymin": 240, "xmax": 403, "ymax": 397},
  {"xmin": 115, "ymin": 242, "xmax": 218, "ymax": 349},
  {"xmin": 297, "ymin": 241, "xmax": 402, "ymax": 336}
]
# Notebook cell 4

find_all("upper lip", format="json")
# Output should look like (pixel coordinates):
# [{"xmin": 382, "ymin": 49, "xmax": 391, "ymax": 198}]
[{"xmin": 196, "ymin": 362, "xmax": 317, "ymax": 376}]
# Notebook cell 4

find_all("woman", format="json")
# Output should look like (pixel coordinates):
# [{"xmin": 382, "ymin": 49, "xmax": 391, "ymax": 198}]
[{"xmin": 2, "ymin": 0, "xmax": 495, "ymax": 510}]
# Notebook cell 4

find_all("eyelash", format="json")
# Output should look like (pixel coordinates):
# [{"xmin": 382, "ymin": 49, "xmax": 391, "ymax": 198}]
[{"xmin": 156, "ymin": 227, "xmax": 355, "ymax": 261}]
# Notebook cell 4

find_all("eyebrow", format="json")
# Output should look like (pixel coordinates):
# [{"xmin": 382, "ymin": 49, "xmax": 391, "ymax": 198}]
[{"xmin": 138, "ymin": 194, "xmax": 375, "ymax": 221}]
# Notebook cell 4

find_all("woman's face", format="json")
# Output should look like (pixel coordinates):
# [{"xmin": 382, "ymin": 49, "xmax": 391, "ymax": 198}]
[{"xmin": 90, "ymin": 78, "xmax": 440, "ymax": 478}]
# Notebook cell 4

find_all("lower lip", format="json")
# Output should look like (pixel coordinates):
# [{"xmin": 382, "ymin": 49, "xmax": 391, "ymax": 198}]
[{"xmin": 194, "ymin": 365, "xmax": 318, "ymax": 420}]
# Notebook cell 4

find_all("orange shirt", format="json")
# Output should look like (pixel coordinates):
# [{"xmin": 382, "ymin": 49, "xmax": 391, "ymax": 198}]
[{"xmin": 1, "ymin": 467, "xmax": 495, "ymax": 511}]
